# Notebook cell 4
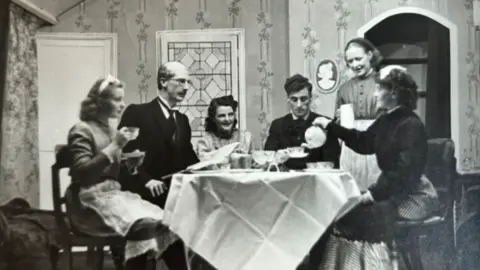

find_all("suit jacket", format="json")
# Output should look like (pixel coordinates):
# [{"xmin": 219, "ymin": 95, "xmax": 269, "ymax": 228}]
[
  {"xmin": 264, "ymin": 112, "xmax": 341, "ymax": 169},
  {"xmin": 117, "ymin": 98, "xmax": 199, "ymax": 206}
]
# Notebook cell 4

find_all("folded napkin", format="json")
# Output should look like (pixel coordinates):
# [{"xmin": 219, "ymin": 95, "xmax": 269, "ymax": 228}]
[{"xmin": 188, "ymin": 142, "xmax": 240, "ymax": 171}]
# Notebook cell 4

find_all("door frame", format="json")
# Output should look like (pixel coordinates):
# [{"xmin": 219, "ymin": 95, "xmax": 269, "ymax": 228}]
[{"xmin": 357, "ymin": 7, "xmax": 459, "ymax": 170}]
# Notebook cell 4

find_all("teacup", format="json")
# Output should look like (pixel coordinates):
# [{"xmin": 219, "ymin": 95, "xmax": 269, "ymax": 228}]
[
  {"xmin": 306, "ymin": 161, "xmax": 334, "ymax": 169},
  {"xmin": 230, "ymin": 152, "xmax": 253, "ymax": 169},
  {"xmin": 287, "ymin": 147, "xmax": 307, "ymax": 158},
  {"xmin": 125, "ymin": 127, "xmax": 139, "ymax": 139},
  {"xmin": 252, "ymin": 150, "xmax": 276, "ymax": 165},
  {"xmin": 122, "ymin": 150, "xmax": 145, "ymax": 175}
]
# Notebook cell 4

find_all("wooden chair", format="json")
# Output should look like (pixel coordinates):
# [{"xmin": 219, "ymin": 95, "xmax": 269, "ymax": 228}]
[
  {"xmin": 51, "ymin": 144, "xmax": 125, "ymax": 270},
  {"xmin": 393, "ymin": 138, "xmax": 457, "ymax": 270}
]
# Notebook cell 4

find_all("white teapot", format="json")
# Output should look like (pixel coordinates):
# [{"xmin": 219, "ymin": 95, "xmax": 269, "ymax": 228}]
[{"xmin": 304, "ymin": 126, "xmax": 327, "ymax": 149}]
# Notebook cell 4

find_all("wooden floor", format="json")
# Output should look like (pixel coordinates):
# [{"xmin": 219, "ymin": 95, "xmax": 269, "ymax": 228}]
[
  {"xmin": 0, "ymin": 252, "xmax": 170, "ymax": 270},
  {"xmin": 0, "ymin": 252, "xmax": 454, "ymax": 270},
  {"xmin": 0, "ymin": 240, "xmax": 458, "ymax": 270}
]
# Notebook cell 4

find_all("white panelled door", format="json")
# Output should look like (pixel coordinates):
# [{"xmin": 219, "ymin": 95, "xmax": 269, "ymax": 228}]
[{"xmin": 36, "ymin": 33, "xmax": 117, "ymax": 210}]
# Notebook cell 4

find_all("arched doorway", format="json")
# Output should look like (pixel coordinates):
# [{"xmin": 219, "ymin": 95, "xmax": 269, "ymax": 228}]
[{"xmin": 357, "ymin": 7, "xmax": 459, "ymax": 154}]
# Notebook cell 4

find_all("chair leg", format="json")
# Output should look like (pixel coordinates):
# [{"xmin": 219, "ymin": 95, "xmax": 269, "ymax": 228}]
[
  {"xmin": 66, "ymin": 246, "xmax": 74, "ymax": 270},
  {"xmin": 87, "ymin": 245, "xmax": 95, "ymax": 266},
  {"xmin": 49, "ymin": 247, "xmax": 60, "ymax": 270},
  {"xmin": 397, "ymin": 245, "xmax": 413, "ymax": 270},
  {"xmin": 110, "ymin": 244, "xmax": 125, "ymax": 270},
  {"xmin": 95, "ymin": 245, "xmax": 105, "ymax": 270},
  {"xmin": 409, "ymin": 237, "xmax": 424, "ymax": 270}
]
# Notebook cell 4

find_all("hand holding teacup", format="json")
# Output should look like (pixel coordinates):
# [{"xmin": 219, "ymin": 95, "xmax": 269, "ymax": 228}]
[
  {"xmin": 115, "ymin": 127, "xmax": 139, "ymax": 147},
  {"xmin": 122, "ymin": 149, "xmax": 145, "ymax": 175}
]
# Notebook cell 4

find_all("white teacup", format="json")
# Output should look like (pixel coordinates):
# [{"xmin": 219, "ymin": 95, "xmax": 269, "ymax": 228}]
[
  {"xmin": 306, "ymin": 161, "xmax": 334, "ymax": 169},
  {"xmin": 125, "ymin": 127, "xmax": 140, "ymax": 139}
]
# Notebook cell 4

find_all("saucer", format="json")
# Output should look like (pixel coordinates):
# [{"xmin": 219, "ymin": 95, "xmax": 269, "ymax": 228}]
[{"xmin": 288, "ymin": 152, "xmax": 308, "ymax": 158}]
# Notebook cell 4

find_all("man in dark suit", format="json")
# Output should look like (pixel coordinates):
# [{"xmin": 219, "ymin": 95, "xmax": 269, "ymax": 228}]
[
  {"xmin": 118, "ymin": 61, "xmax": 199, "ymax": 270},
  {"xmin": 264, "ymin": 74, "xmax": 341, "ymax": 169}
]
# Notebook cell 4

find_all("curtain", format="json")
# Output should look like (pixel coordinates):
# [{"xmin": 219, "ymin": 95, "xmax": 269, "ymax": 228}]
[
  {"xmin": 0, "ymin": 4, "xmax": 45, "ymax": 206},
  {"xmin": 0, "ymin": 1, "xmax": 10, "ymax": 156},
  {"xmin": 425, "ymin": 19, "xmax": 451, "ymax": 139}
]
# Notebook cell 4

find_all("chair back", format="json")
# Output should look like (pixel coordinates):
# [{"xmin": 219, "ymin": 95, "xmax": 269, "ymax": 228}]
[
  {"xmin": 51, "ymin": 144, "xmax": 73, "ymax": 238},
  {"xmin": 425, "ymin": 138, "xmax": 456, "ymax": 215}
]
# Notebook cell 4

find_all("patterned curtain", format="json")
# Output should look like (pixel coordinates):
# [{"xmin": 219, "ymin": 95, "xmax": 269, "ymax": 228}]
[{"xmin": 0, "ymin": 4, "xmax": 45, "ymax": 206}]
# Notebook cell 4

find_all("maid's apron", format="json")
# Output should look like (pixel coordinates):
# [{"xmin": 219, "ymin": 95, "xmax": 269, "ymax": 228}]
[{"xmin": 339, "ymin": 120, "xmax": 381, "ymax": 191}]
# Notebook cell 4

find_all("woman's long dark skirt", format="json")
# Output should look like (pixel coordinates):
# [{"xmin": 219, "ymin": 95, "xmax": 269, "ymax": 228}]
[{"xmin": 313, "ymin": 190, "xmax": 439, "ymax": 270}]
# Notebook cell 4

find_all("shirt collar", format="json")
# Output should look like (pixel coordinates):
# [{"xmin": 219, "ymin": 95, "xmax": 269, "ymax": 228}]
[
  {"xmin": 291, "ymin": 111, "xmax": 310, "ymax": 121},
  {"xmin": 157, "ymin": 94, "xmax": 176, "ymax": 111}
]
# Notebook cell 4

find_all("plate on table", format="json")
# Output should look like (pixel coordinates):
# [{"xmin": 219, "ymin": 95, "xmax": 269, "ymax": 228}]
[
  {"xmin": 224, "ymin": 169, "xmax": 263, "ymax": 173},
  {"xmin": 191, "ymin": 170, "xmax": 223, "ymax": 175},
  {"xmin": 304, "ymin": 168, "xmax": 341, "ymax": 173},
  {"xmin": 193, "ymin": 169, "xmax": 263, "ymax": 174},
  {"xmin": 288, "ymin": 152, "xmax": 308, "ymax": 158}
]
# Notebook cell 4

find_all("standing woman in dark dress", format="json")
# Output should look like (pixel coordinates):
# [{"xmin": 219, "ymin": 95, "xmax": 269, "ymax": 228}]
[
  {"xmin": 313, "ymin": 66, "xmax": 440, "ymax": 269},
  {"xmin": 335, "ymin": 38, "xmax": 383, "ymax": 190}
]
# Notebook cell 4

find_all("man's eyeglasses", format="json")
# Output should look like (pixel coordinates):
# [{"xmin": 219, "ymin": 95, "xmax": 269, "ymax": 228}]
[{"xmin": 172, "ymin": 78, "xmax": 192, "ymax": 85}]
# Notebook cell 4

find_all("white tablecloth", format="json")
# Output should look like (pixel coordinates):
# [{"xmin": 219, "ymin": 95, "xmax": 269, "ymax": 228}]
[{"xmin": 163, "ymin": 171, "xmax": 359, "ymax": 270}]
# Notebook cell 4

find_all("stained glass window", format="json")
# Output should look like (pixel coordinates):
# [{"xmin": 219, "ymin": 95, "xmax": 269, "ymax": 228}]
[{"xmin": 167, "ymin": 41, "xmax": 235, "ymax": 138}]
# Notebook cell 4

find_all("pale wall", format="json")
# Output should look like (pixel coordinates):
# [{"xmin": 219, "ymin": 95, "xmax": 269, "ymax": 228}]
[
  {"xmin": 41, "ymin": 0, "xmax": 480, "ymax": 173},
  {"xmin": 288, "ymin": 0, "xmax": 480, "ymax": 174},
  {"xmin": 41, "ymin": 0, "xmax": 290, "ymax": 145}
]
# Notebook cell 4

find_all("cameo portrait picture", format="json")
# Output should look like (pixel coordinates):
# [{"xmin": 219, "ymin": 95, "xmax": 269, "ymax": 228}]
[{"xmin": 315, "ymin": 59, "xmax": 339, "ymax": 93}]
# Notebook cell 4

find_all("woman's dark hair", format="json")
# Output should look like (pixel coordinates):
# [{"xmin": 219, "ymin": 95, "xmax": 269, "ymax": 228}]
[
  {"xmin": 79, "ymin": 77, "xmax": 124, "ymax": 121},
  {"xmin": 204, "ymin": 95, "xmax": 238, "ymax": 133},
  {"xmin": 344, "ymin": 37, "xmax": 383, "ymax": 70},
  {"xmin": 375, "ymin": 68, "xmax": 418, "ymax": 110}
]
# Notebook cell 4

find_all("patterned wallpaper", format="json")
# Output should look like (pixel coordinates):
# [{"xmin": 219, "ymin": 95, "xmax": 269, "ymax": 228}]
[
  {"xmin": 42, "ymin": 0, "xmax": 289, "ymax": 146},
  {"xmin": 42, "ymin": 0, "xmax": 480, "ymax": 173},
  {"xmin": 289, "ymin": 0, "xmax": 480, "ymax": 174}
]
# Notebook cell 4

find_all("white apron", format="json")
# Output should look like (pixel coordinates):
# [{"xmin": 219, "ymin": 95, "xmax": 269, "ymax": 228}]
[{"xmin": 339, "ymin": 120, "xmax": 382, "ymax": 191}]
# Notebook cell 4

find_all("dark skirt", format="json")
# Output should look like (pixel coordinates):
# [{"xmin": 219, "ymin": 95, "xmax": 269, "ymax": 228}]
[{"xmin": 316, "ymin": 190, "xmax": 440, "ymax": 270}]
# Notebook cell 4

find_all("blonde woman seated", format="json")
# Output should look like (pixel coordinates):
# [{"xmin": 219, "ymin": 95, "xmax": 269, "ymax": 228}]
[
  {"xmin": 196, "ymin": 95, "xmax": 253, "ymax": 159},
  {"xmin": 65, "ymin": 75, "xmax": 177, "ymax": 270}
]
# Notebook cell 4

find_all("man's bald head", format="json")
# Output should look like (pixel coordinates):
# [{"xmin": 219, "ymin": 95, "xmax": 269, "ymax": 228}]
[{"xmin": 157, "ymin": 61, "xmax": 189, "ymax": 90}]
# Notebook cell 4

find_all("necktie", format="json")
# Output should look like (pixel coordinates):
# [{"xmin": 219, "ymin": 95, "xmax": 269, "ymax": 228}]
[{"xmin": 158, "ymin": 98, "xmax": 177, "ymax": 141}]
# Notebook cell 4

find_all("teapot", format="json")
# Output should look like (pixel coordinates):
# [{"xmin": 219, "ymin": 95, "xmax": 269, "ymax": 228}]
[{"xmin": 304, "ymin": 126, "xmax": 327, "ymax": 148}]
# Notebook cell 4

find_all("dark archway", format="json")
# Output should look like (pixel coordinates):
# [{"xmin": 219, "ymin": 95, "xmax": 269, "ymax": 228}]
[{"xmin": 366, "ymin": 13, "xmax": 451, "ymax": 139}]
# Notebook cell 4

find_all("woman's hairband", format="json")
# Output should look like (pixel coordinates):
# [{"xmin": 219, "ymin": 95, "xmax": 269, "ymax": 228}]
[
  {"xmin": 99, "ymin": 74, "xmax": 120, "ymax": 93},
  {"xmin": 378, "ymin": 65, "xmax": 407, "ymax": 80}
]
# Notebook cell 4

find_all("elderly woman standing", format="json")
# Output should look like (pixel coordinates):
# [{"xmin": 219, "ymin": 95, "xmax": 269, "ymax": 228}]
[
  {"xmin": 312, "ymin": 66, "xmax": 440, "ymax": 269},
  {"xmin": 196, "ymin": 95, "xmax": 253, "ymax": 159},
  {"xmin": 335, "ymin": 37, "xmax": 384, "ymax": 190},
  {"xmin": 66, "ymin": 75, "xmax": 178, "ymax": 270}
]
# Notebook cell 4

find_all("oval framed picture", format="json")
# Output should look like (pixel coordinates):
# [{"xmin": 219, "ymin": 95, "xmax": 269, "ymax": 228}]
[{"xmin": 315, "ymin": 59, "xmax": 339, "ymax": 94}]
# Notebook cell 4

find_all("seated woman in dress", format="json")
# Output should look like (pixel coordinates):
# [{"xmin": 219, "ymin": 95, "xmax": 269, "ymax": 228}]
[
  {"xmin": 311, "ymin": 66, "xmax": 440, "ymax": 269},
  {"xmin": 196, "ymin": 95, "xmax": 253, "ymax": 159},
  {"xmin": 66, "ymin": 75, "xmax": 178, "ymax": 270}
]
